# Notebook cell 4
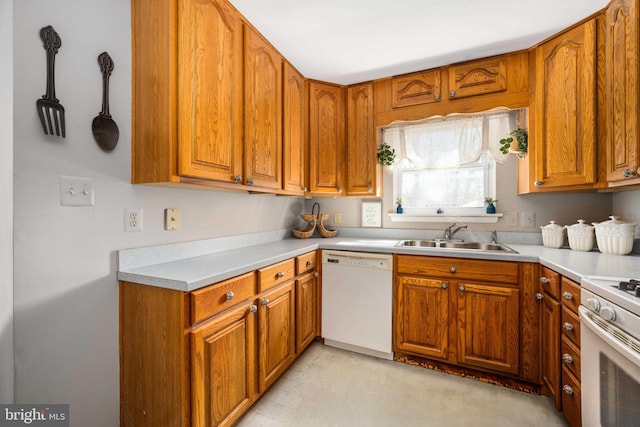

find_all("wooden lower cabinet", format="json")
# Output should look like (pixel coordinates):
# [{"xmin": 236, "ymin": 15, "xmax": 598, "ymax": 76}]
[
  {"xmin": 394, "ymin": 255, "xmax": 535, "ymax": 379},
  {"xmin": 539, "ymin": 288, "xmax": 562, "ymax": 409},
  {"xmin": 120, "ymin": 252, "xmax": 320, "ymax": 427},
  {"xmin": 191, "ymin": 301, "xmax": 258, "ymax": 427},
  {"xmin": 258, "ymin": 281, "xmax": 296, "ymax": 391}
]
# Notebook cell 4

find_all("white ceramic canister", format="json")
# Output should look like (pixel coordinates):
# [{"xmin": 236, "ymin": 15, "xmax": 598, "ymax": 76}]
[
  {"xmin": 565, "ymin": 219, "xmax": 594, "ymax": 251},
  {"xmin": 592, "ymin": 216, "xmax": 637, "ymax": 255},
  {"xmin": 541, "ymin": 220, "xmax": 565, "ymax": 248}
]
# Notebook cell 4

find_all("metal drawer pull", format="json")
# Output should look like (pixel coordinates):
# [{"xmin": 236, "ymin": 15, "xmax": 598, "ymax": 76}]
[
  {"xmin": 449, "ymin": 266, "xmax": 456, "ymax": 273},
  {"xmin": 277, "ymin": 271, "xmax": 284, "ymax": 278},
  {"xmin": 563, "ymin": 322, "xmax": 574, "ymax": 331},
  {"xmin": 225, "ymin": 291, "xmax": 234, "ymax": 301},
  {"xmin": 563, "ymin": 385, "xmax": 574, "ymax": 395},
  {"xmin": 248, "ymin": 305, "xmax": 257, "ymax": 313},
  {"xmin": 458, "ymin": 285, "xmax": 465, "ymax": 292},
  {"xmin": 261, "ymin": 298, "xmax": 269, "ymax": 306},
  {"xmin": 563, "ymin": 292, "xmax": 573, "ymax": 300},
  {"xmin": 306, "ymin": 260, "xmax": 312, "ymax": 267},
  {"xmin": 234, "ymin": 175, "xmax": 242, "ymax": 183},
  {"xmin": 540, "ymin": 277, "xmax": 549, "ymax": 284},
  {"xmin": 441, "ymin": 282, "xmax": 448, "ymax": 289},
  {"xmin": 536, "ymin": 293, "xmax": 544, "ymax": 300},
  {"xmin": 562, "ymin": 353, "xmax": 573, "ymax": 364},
  {"xmin": 313, "ymin": 272, "xmax": 319, "ymax": 278}
]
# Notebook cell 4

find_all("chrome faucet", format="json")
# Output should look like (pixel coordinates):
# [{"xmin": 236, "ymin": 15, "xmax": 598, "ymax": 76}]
[
  {"xmin": 491, "ymin": 230, "xmax": 498, "ymax": 243},
  {"xmin": 444, "ymin": 223, "xmax": 467, "ymax": 241}
]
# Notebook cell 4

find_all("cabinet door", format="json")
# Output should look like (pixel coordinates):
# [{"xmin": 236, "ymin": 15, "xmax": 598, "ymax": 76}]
[
  {"xmin": 258, "ymin": 281, "xmax": 296, "ymax": 391},
  {"xmin": 244, "ymin": 28, "xmax": 283, "ymax": 189},
  {"xmin": 456, "ymin": 282, "xmax": 520, "ymax": 374},
  {"xmin": 532, "ymin": 20, "xmax": 597, "ymax": 189},
  {"xmin": 346, "ymin": 83, "xmax": 379, "ymax": 196},
  {"xmin": 391, "ymin": 70, "xmax": 442, "ymax": 108},
  {"xmin": 395, "ymin": 276, "xmax": 450, "ymax": 360},
  {"xmin": 308, "ymin": 82, "xmax": 345, "ymax": 196},
  {"xmin": 540, "ymin": 292, "xmax": 561, "ymax": 410},
  {"xmin": 295, "ymin": 271, "xmax": 318, "ymax": 353},
  {"xmin": 178, "ymin": 0, "xmax": 244, "ymax": 183},
  {"xmin": 448, "ymin": 57, "xmax": 507, "ymax": 99},
  {"xmin": 283, "ymin": 62, "xmax": 307, "ymax": 194},
  {"xmin": 605, "ymin": 0, "xmax": 640, "ymax": 183},
  {"xmin": 190, "ymin": 301, "xmax": 257, "ymax": 427}
]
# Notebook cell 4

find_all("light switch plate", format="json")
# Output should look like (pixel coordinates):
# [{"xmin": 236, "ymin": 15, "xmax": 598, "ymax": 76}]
[
  {"xmin": 519, "ymin": 212, "xmax": 536, "ymax": 228},
  {"xmin": 165, "ymin": 208, "xmax": 180, "ymax": 230},
  {"xmin": 504, "ymin": 212, "xmax": 518, "ymax": 227},
  {"xmin": 60, "ymin": 176, "xmax": 94, "ymax": 206}
]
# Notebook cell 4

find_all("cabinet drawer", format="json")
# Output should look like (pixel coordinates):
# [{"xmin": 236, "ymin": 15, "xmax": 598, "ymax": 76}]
[
  {"xmin": 396, "ymin": 255, "xmax": 518, "ymax": 284},
  {"xmin": 561, "ymin": 366, "xmax": 582, "ymax": 427},
  {"xmin": 561, "ymin": 277, "xmax": 581, "ymax": 314},
  {"xmin": 296, "ymin": 251, "xmax": 317, "ymax": 275},
  {"xmin": 561, "ymin": 306, "xmax": 581, "ymax": 347},
  {"xmin": 258, "ymin": 259, "xmax": 295, "ymax": 292},
  {"xmin": 540, "ymin": 266, "xmax": 561, "ymax": 299},
  {"xmin": 561, "ymin": 335, "xmax": 581, "ymax": 381},
  {"xmin": 190, "ymin": 272, "xmax": 256, "ymax": 324}
]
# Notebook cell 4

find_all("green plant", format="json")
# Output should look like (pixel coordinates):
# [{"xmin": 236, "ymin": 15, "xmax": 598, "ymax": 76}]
[
  {"xmin": 377, "ymin": 142, "xmax": 396, "ymax": 166},
  {"xmin": 484, "ymin": 197, "xmax": 497, "ymax": 205},
  {"xmin": 395, "ymin": 198, "xmax": 403, "ymax": 206},
  {"xmin": 499, "ymin": 128, "xmax": 528, "ymax": 155}
]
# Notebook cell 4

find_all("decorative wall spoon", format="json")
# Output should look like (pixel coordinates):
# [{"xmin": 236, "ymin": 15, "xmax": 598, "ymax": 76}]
[{"xmin": 92, "ymin": 51, "xmax": 119, "ymax": 151}]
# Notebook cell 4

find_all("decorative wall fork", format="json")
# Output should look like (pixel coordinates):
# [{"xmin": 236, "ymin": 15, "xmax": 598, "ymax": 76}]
[{"xmin": 36, "ymin": 25, "xmax": 65, "ymax": 137}]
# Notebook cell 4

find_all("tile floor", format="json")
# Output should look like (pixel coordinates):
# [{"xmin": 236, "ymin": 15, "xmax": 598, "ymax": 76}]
[{"xmin": 238, "ymin": 342, "xmax": 568, "ymax": 427}]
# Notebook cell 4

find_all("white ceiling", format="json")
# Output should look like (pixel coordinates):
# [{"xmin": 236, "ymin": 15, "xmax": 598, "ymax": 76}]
[{"xmin": 229, "ymin": 0, "xmax": 610, "ymax": 85}]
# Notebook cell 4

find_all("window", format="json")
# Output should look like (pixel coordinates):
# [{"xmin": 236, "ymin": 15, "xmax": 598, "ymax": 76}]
[{"xmin": 383, "ymin": 110, "xmax": 521, "ymax": 217}]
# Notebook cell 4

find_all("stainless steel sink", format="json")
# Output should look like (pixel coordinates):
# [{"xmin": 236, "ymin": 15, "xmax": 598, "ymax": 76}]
[{"xmin": 395, "ymin": 240, "xmax": 518, "ymax": 253}]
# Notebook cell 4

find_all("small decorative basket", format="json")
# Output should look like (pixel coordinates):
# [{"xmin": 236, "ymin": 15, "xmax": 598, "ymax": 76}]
[{"xmin": 292, "ymin": 203, "xmax": 337, "ymax": 239}]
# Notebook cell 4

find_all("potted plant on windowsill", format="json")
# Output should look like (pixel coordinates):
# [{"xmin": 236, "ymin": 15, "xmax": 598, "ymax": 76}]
[
  {"xmin": 395, "ymin": 198, "xmax": 403, "ymax": 214},
  {"xmin": 377, "ymin": 142, "xmax": 396, "ymax": 167},
  {"xmin": 484, "ymin": 197, "xmax": 497, "ymax": 214},
  {"xmin": 499, "ymin": 128, "xmax": 528, "ymax": 159}
]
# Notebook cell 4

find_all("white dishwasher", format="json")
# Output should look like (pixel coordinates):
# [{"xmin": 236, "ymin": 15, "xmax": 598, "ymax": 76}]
[{"xmin": 321, "ymin": 250, "xmax": 393, "ymax": 360}]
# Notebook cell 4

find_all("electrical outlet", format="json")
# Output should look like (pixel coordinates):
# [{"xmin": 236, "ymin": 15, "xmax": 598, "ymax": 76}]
[
  {"xmin": 60, "ymin": 176, "xmax": 94, "ymax": 206},
  {"xmin": 165, "ymin": 208, "xmax": 180, "ymax": 230},
  {"xmin": 519, "ymin": 211, "xmax": 536, "ymax": 228},
  {"xmin": 504, "ymin": 212, "xmax": 518, "ymax": 227},
  {"xmin": 334, "ymin": 212, "xmax": 342, "ymax": 224},
  {"xmin": 125, "ymin": 207, "xmax": 143, "ymax": 232}
]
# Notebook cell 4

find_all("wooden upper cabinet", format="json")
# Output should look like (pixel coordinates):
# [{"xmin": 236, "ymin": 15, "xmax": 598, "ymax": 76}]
[
  {"xmin": 283, "ymin": 62, "xmax": 307, "ymax": 194},
  {"xmin": 531, "ymin": 20, "xmax": 597, "ymax": 190},
  {"xmin": 308, "ymin": 82, "xmax": 346, "ymax": 196},
  {"xmin": 346, "ymin": 83, "xmax": 379, "ymax": 196},
  {"xmin": 605, "ymin": 0, "xmax": 640, "ymax": 185},
  {"xmin": 244, "ymin": 27, "xmax": 283, "ymax": 189},
  {"xmin": 178, "ymin": 0, "xmax": 244, "ymax": 183},
  {"xmin": 391, "ymin": 70, "xmax": 442, "ymax": 108},
  {"xmin": 448, "ymin": 57, "xmax": 507, "ymax": 99}
]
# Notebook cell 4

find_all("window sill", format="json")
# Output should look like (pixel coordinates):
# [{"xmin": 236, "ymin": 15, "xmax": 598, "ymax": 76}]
[{"xmin": 388, "ymin": 213, "xmax": 503, "ymax": 224}]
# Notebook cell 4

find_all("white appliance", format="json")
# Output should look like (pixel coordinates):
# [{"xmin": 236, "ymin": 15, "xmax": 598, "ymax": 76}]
[
  {"xmin": 580, "ymin": 276, "xmax": 640, "ymax": 427},
  {"xmin": 321, "ymin": 250, "xmax": 393, "ymax": 360}
]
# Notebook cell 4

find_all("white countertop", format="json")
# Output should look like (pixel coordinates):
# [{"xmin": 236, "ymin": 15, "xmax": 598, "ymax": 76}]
[{"xmin": 117, "ymin": 236, "xmax": 640, "ymax": 292}]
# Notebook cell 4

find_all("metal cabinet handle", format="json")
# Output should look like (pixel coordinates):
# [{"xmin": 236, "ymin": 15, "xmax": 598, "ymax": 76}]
[
  {"xmin": 337, "ymin": 187, "xmax": 343, "ymax": 193},
  {"xmin": 226, "ymin": 291, "xmax": 234, "ymax": 301},
  {"xmin": 562, "ymin": 353, "xmax": 573, "ymax": 364},
  {"xmin": 536, "ymin": 293, "xmax": 544, "ymax": 300},
  {"xmin": 458, "ymin": 285, "xmax": 465, "ymax": 292},
  {"xmin": 301, "ymin": 186, "xmax": 307, "ymax": 192},
  {"xmin": 441, "ymin": 282, "xmax": 448, "ymax": 289},
  {"xmin": 234, "ymin": 175, "xmax": 242, "ymax": 183},
  {"xmin": 277, "ymin": 271, "xmax": 284, "ymax": 279},
  {"xmin": 450, "ymin": 90, "xmax": 456, "ymax": 97},
  {"xmin": 563, "ymin": 385, "xmax": 573, "ymax": 395},
  {"xmin": 247, "ymin": 178, "xmax": 254, "ymax": 185},
  {"xmin": 306, "ymin": 260, "xmax": 312, "ymax": 267},
  {"xmin": 563, "ymin": 322, "xmax": 574, "ymax": 331},
  {"xmin": 261, "ymin": 298, "xmax": 269, "ymax": 306},
  {"xmin": 313, "ymin": 272, "xmax": 319, "ymax": 278},
  {"xmin": 534, "ymin": 180, "xmax": 543, "ymax": 187},
  {"xmin": 248, "ymin": 304, "xmax": 257, "ymax": 313},
  {"xmin": 540, "ymin": 277, "xmax": 549, "ymax": 284},
  {"xmin": 563, "ymin": 292, "xmax": 573, "ymax": 301},
  {"xmin": 449, "ymin": 266, "xmax": 457, "ymax": 273},
  {"xmin": 623, "ymin": 169, "xmax": 637, "ymax": 178},
  {"xmin": 435, "ymin": 93, "xmax": 441, "ymax": 101}
]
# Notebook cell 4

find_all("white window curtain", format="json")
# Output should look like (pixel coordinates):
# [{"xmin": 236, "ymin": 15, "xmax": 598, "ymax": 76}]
[{"xmin": 383, "ymin": 111, "xmax": 518, "ymax": 168}]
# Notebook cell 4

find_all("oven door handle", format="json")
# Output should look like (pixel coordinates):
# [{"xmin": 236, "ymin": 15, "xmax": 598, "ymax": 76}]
[{"xmin": 579, "ymin": 306, "xmax": 640, "ymax": 366}]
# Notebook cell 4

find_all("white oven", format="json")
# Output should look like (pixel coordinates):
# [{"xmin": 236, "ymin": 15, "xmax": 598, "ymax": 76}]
[{"xmin": 580, "ymin": 277, "xmax": 640, "ymax": 427}]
